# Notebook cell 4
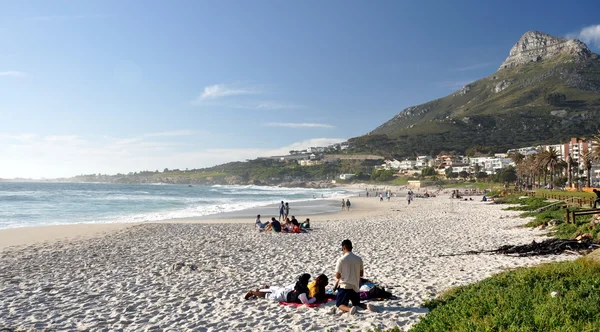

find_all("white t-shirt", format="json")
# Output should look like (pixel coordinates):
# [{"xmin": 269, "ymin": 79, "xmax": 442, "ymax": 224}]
[{"xmin": 335, "ymin": 252, "xmax": 363, "ymax": 292}]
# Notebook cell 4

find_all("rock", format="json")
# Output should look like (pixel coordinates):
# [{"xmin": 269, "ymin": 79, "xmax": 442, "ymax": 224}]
[
  {"xmin": 547, "ymin": 219, "xmax": 562, "ymax": 226},
  {"xmin": 494, "ymin": 80, "xmax": 512, "ymax": 93},
  {"xmin": 499, "ymin": 31, "xmax": 591, "ymax": 70}
]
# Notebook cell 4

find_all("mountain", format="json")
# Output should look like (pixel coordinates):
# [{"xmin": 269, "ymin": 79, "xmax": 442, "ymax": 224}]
[{"xmin": 358, "ymin": 31, "xmax": 600, "ymax": 156}]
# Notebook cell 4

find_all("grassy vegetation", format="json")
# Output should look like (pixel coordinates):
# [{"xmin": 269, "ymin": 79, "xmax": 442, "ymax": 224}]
[
  {"xmin": 535, "ymin": 189, "xmax": 595, "ymax": 198},
  {"xmin": 410, "ymin": 258, "xmax": 600, "ymax": 332},
  {"xmin": 495, "ymin": 194, "xmax": 598, "ymax": 241}
]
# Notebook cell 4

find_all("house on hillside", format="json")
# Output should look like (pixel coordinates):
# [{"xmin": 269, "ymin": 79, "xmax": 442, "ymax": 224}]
[
  {"xmin": 339, "ymin": 174, "xmax": 355, "ymax": 180},
  {"xmin": 416, "ymin": 156, "xmax": 434, "ymax": 168}
]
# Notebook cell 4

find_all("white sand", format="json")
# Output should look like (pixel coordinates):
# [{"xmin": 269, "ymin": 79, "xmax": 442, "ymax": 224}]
[{"xmin": 0, "ymin": 196, "xmax": 576, "ymax": 331}]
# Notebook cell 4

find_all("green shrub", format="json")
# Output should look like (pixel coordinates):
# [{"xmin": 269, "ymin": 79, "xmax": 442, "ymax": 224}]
[{"xmin": 411, "ymin": 258, "xmax": 600, "ymax": 332}]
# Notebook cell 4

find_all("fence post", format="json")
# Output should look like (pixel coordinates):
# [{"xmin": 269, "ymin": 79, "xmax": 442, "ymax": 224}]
[
  {"xmin": 572, "ymin": 210, "xmax": 576, "ymax": 223},
  {"xmin": 565, "ymin": 209, "xmax": 570, "ymax": 224}
]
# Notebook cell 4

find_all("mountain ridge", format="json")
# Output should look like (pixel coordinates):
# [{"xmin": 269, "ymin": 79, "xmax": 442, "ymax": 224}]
[{"xmin": 360, "ymin": 31, "xmax": 600, "ymax": 157}]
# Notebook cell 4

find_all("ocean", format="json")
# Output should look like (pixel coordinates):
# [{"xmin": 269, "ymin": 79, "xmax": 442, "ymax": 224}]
[{"xmin": 0, "ymin": 182, "xmax": 356, "ymax": 230}]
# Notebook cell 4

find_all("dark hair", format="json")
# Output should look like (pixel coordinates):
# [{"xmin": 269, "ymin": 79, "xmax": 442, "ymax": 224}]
[
  {"xmin": 257, "ymin": 214, "xmax": 260, "ymax": 218},
  {"xmin": 298, "ymin": 273, "xmax": 311, "ymax": 286},
  {"xmin": 316, "ymin": 274, "xmax": 328, "ymax": 285},
  {"xmin": 341, "ymin": 239, "xmax": 353, "ymax": 251}
]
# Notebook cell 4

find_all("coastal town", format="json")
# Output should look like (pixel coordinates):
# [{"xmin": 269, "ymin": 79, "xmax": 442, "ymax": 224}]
[{"xmin": 259, "ymin": 136, "xmax": 600, "ymax": 186}]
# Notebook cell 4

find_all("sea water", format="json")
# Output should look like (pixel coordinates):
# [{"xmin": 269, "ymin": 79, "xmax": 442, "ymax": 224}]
[{"xmin": 0, "ymin": 182, "xmax": 354, "ymax": 229}]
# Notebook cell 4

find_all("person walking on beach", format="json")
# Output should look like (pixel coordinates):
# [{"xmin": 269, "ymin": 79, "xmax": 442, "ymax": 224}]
[
  {"xmin": 284, "ymin": 202, "xmax": 290, "ymax": 219},
  {"xmin": 407, "ymin": 190, "xmax": 414, "ymax": 205},
  {"xmin": 345, "ymin": 199, "xmax": 351, "ymax": 211},
  {"xmin": 333, "ymin": 240, "xmax": 373, "ymax": 315},
  {"xmin": 279, "ymin": 201, "xmax": 285, "ymax": 221},
  {"xmin": 341, "ymin": 199, "xmax": 346, "ymax": 211}
]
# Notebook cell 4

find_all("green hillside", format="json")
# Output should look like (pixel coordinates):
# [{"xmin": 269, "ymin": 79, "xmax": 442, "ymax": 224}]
[{"xmin": 358, "ymin": 32, "xmax": 600, "ymax": 156}]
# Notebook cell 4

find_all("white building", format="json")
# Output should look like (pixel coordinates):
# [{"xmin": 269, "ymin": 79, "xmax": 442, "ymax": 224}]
[
  {"xmin": 416, "ymin": 156, "xmax": 434, "ymax": 168},
  {"xmin": 399, "ymin": 159, "xmax": 416, "ymax": 170},
  {"xmin": 339, "ymin": 174, "xmax": 355, "ymax": 180}
]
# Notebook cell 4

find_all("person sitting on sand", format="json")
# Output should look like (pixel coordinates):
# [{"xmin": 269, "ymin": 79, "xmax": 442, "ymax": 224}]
[
  {"xmin": 307, "ymin": 274, "xmax": 331, "ymax": 302},
  {"xmin": 332, "ymin": 239, "xmax": 374, "ymax": 315},
  {"xmin": 301, "ymin": 218, "xmax": 310, "ymax": 229},
  {"xmin": 245, "ymin": 274, "xmax": 316, "ymax": 304},
  {"xmin": 290, "ymin": 216, "xmax": 300, "ymax": 227},
  {"xmin": 265, "ymin": 217, "xmax": 281, "ymax": 232},
  {"xmin": 255, "ymin": 214, "xmax": 269, "ymax": 230},
  {"xmin": 281, "ymin": 218, "xmax": 294, "ymax": 233}
]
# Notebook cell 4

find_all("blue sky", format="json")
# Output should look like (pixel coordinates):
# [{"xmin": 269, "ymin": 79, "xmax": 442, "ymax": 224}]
[{"xmin": 1, "ymin": 0, "xmax": 599, "ymax": 178}]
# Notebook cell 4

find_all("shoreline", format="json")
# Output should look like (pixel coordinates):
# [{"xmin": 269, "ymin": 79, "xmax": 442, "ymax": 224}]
[{"xmin": 0, "ymin": 196, "xmax": 394, "ymax": 251}]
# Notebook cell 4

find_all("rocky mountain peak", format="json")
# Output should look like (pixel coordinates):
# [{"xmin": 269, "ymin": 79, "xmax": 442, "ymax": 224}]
[{"xmin": 499, "ymin": 30, "xmax": 591, "ymax": 70}]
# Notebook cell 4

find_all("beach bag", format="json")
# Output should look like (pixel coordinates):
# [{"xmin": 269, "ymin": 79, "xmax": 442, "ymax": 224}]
[
  {"xmin": 293, "ymin": 225, "xmax": 300, "ymax": 233},
  {"xmin": 367, "ymin": 286, "xmax": 392, "ymax": 299}
]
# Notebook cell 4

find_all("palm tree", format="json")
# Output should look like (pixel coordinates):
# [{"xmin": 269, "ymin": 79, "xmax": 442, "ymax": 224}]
[
  {"xmin": 544, "ymin": 147, "xmax": 561, "ymax": 185},
  {"xmin": 581, "ymin": 151, "xmax": 593, "ymax": 188},
  {"xmin": 508, "ymin": 152, "xmax": 525, "ymax": 165},
  {"xmin": 566, "ymin": 154, "xmax": 574, "ymax": 188}
]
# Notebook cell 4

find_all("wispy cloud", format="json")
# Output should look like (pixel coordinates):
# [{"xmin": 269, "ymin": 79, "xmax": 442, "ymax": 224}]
[
  {"xmin": 568, "ymin": 24, "xmax": 600, "ymax": 48},
  {"xmin": 25, "ymin": 14, "xmax": 114, "ymax": 22},
  {"xmin": 0, "ymin": 133, "xmax": 346, "ymax": 178},
  {"xmin": 438, "ymin": 79, "xmax": 475, "ymax": 90},
  {"xmin": 456, "ymin": 63, "xmax": 490, "ymax": 71},
  {"xmin": 0, "ymin": 71, "xmax": 26, "ymax": 78},
  {"xmin": 112, "ymin": 130, "xmax": 197, "ymax": 145},
  {"xmin": 195, "ymin": 83, "xmax": 258, "ymax": 102},
  {"xmin": 265, "ymin": 122, "xmax": 334, "ymax": 129},
  {"xmin": 254, "ymin": 101, "xmax": 305, "ymax": 110}
]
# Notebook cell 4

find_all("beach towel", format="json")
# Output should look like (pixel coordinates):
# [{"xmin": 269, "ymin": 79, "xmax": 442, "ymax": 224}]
[{"xmin": 278, "ymin": 298, "xmax": 335, "ymax": 308}]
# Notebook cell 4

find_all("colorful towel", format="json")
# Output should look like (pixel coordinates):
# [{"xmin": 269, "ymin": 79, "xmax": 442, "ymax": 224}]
[{"xmin": 279, "ymin": 298, "xmax": 335, "ymax": 308}]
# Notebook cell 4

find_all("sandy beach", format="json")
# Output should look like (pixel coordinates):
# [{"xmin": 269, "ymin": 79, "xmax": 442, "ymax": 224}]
[{"xmin": 0, "ymin": 194, "xmax": 576, "ymax": 331}]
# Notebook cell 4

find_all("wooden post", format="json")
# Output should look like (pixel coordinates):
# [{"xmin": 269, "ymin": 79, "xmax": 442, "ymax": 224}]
[
  {"xmin": 565, "ymin": 209, "xmax": 570, "ymax": 224},
  {"xmin": 572, "ymin": 210, "xmax": 576, "ymax": 223}
]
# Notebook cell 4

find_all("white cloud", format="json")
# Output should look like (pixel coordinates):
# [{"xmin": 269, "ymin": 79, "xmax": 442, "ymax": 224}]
[
  {"xmin": 569, "ymin": 24, "xmax": 600, "ymax": 48},
  {"xmin": 0, "ymin": 133, "xmax": 36, "ymax": 142},
  {"xmin": 254, "ymin": 101, "xmax": 305, "ymax": 110},
  {"xmin": 265, "ymin": 122, "xmax": 334, "ymax": 129},
  {"xmin": 195, "ymin": 83, "xmax": 258, "ymax": 102},
  {"xmin": 25, "ymin": 14, "xmax": 114, "ymax": 22},
  {"xmin": 0, "ymin": 71, "xmax": 26, "ymax": 78},
  {"xmin": 0, "ymin": 133, "xmax": 346, "ymax": 179}
]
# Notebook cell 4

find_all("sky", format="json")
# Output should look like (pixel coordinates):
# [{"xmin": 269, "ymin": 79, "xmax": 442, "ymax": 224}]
[{"xmin": 1, "ymin": 0, "xmax": 600, "ymax": 179}]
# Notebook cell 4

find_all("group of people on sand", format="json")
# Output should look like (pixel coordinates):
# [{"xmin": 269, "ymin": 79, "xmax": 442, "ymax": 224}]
[
  {"xmin": 341, "ymin": 199, "xmax": 351, "ymax": 211},
  {"xmin": 255, "ymin": 214, "xmax": 310, "ymax": 233},
  {"xmin": 245, "ymin": 239, "xmax": 376, "ymax": 315}
]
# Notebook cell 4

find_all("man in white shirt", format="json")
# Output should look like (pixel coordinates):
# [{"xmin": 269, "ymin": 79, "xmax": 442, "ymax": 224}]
[{"xmin": 334, "ymin": 239, "xmax": 372, "ymax": 314}]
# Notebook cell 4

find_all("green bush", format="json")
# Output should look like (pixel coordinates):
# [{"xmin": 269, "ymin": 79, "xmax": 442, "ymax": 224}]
[{"xmin": 411, "ymin": 258, "xmax": 600, "ymax": 332}]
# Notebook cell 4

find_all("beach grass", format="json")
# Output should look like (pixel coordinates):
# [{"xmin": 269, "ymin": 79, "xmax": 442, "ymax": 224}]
[
  {"xmin": 496, "ymin": 194, "xmax": 597, "ymax": 240},
  {"xmin": 410, "ymin": 258, "xmax": 600, "ymax": 332},
  {"xmin": 534, "ymin": 189, "xmax": 595, "ymax": 198}
]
